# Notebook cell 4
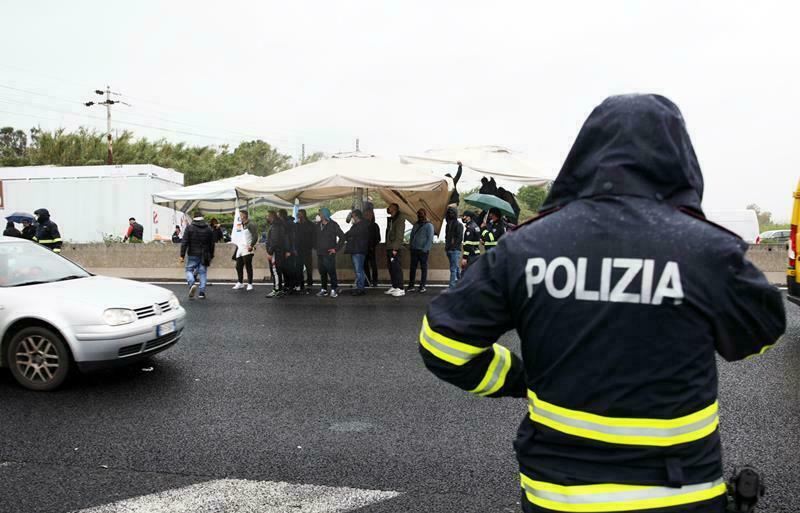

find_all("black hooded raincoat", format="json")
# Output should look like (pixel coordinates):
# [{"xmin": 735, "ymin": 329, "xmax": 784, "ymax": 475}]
[{"xmin": 419, "ymin": 95, "xmax": 785, "ymax": 513}]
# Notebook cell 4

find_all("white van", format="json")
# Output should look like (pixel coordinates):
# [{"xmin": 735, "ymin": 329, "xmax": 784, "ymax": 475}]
[{"xmin": 704, "ymin": 210, "xmax": 760, "ymax": 243}]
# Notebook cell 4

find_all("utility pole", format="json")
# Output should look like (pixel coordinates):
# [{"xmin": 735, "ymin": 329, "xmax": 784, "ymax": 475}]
[
  {"xmin": 355, "ymin": 138, "xmax": 360, "ymax": 152},
  {"xmin": 301, "ymin": 143, "xmax": 305, "ymax": 163},
  {"xmin": 85, "ymin": 86, "xmax": 130, "ymax": 165}
]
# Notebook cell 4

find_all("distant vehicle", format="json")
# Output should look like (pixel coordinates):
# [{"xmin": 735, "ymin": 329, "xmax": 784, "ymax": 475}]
[
  {"xmin": 758, "ymin": 229, "xmax": 790, "ymax": 245},
  {"xmin": 0, "ymin": 237, "xmax": 186, "ymax": 391},
  {"xmin": 704, "ymin": 210, "xmax": 760, "ymax": 244},
  {"xmin": 788, "ymin": 183, "xmax": 800, "ymax": 305}
]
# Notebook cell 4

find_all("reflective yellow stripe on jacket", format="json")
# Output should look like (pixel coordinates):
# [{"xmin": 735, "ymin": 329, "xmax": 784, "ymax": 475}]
[
  {"xmin": 37, "ymin": 238, "xmax": 62, "ymax": 244},
  {"xmin": 528, "ymin": 391, "xmax": 719, "ymax": 446},
  {"xmin": 419, "ymin": 316, "xmax": 488, "ymax": 366},
  {"xmin": 520, "ymin": 473, "xmax": 726, "ymax": 512},
  {"xmin": 419, "ymin": 316, "xmax": 511, "ymax": 395}
]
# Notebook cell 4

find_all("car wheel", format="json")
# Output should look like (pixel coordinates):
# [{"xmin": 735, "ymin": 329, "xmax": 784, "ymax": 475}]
[{"xmin": 6, "ymin": 327, "xmax": 71, "ymax": 391}]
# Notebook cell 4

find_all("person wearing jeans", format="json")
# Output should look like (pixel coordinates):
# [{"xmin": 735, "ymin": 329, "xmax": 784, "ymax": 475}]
[
  {"xmin": 315, "ymin": 207, "xmax": 345, "ymax": 297},
  {"xmin": 384, "ymin": 203, "xmax": 406, "ymax": 297},
  {"xmin": 180, "ymin": 213, "xmax": 214, "ymax": 300},
  {"xmin": 407, "ymin": 208, "xmax": 434, "ymax": 293},
  {"xmin": 345, "ymin": 209, "xmax": 370, "ymax": 296},
  {"xmin": 364, "ymin": 208, "xmax": 380, "ymax": 287},
  {"xmin": 444, "ymin": 206, "xmax": 464, "ymax": 288}
]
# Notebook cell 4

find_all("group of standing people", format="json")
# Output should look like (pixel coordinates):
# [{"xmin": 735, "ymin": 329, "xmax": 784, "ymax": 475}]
[
  {"xmin": 179, "ymin": 195, "xmax": 509, "ymax": 300},
  {"xmin": 3, "ymin": 209, "xmax": 63, "ymax": 253}
]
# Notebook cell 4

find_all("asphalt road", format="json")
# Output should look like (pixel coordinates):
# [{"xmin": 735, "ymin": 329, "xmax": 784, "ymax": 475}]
[{"xmin": 0, "ymin": 285, "xmax": 798, "ymax": 512}]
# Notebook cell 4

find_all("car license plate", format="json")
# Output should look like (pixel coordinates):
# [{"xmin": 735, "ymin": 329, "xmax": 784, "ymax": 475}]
[{"xmin": 157, "ymin": 321, "xmax": 176, "ymax": 337}]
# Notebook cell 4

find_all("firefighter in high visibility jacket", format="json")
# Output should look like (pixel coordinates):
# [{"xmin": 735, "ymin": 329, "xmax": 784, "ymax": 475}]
[
  {"xmin": 33, "ymin": 208, "xmax": 62, "ymax": 253},
  {"xmin": 419, "ymin": 94, "xmax": 786, "ymax": 513},
  {"xmin": 481, "ymin": 207, "xmax": 506, "ymax": 251},
  {"xmin": 461, "ymin": 210, "xmax": 481, "ymax": 269}
]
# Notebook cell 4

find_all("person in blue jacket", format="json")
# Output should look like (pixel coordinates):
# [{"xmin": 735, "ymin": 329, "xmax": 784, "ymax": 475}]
[
  {"xmin": 407, "ymin": 208, "xmax": 435, "ymax": 293},
  {"xmin": 419, "ymin": 94, "xmax": 786, "ymax": 513}
]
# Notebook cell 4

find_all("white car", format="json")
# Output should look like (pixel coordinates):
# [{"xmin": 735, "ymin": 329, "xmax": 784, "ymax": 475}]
[{"xmin": 0, "ymin": 236, "xmax": 186, "ymax": 391}]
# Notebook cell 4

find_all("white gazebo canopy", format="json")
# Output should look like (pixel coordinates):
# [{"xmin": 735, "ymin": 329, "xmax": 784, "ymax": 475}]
[
  {"xmin": 401, "ymin": 145, "xmax": 552, "ymax": 187},
  {"xmin": 152, "ymin": 173, "xmax": 299, "ymax": 214},
  {"xmin": 235, "ymin": 152, "xmax": 452, "ymax": 230}
]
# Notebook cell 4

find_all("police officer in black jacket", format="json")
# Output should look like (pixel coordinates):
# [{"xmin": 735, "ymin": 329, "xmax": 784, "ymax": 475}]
[
  {"xmin": 33, "ymin": 208, "xmax": 62, "ymax": 253},
  {"xmin": 419, "ymin": 94, "xmax": 786, "ymax": 513},
  {"xmin": 460, "ymin": 211, "xmax": 481, "ymax": 269}
]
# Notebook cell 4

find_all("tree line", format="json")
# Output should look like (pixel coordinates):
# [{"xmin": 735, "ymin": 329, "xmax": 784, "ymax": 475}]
[{"xmin": 0, "ymin": 125, "xmax": 324, "ymax": 185}]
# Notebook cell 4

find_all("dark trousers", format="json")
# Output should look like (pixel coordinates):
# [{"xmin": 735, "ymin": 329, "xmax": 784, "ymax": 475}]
[
  {"xmin": 293, "ymin": 254, "xmax": 306, "ymax": 290},
  {"xmin": 284, "ymin": 255, "xmax": 298, "ymax": 290},
  {"xmin": 299, "ymin": 250, "xmax": 313, "ymax": 286},
  {"xmin": 235, "ymin": 254, "xmax": 254, "ymax": 284},
  {"xmin": 272, "ymin": 252, "xmax": 286, "ymax": 290},
  {"xmin": 318, "ymin": 253, "xmax": 338, "ymax": 291},
  {"xmin": 365, "ymin": 247, "xmax": 378, "ymax": 285},
  {"xmin": 409, "ymin": 249, "xmax": 429, "ymax": 288},
  {"xmin": 386, "ymin": 249, "xmax": 403, "ymax": 289}
]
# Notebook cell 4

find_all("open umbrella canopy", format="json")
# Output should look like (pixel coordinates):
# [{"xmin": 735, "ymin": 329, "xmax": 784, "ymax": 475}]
[
  {"xmin": 401, "ymin": 145, "xmax": 551, "ymax": 186},
  {"xmin": 4, "ymin": 212, "xmax": 35, "ymax": 223},
  {"xmin": 464, "ymin": 193, "xmax": 516, "ymax": 218},
  {"xmin": 152, "ymin": 173, "xmax": 302, "ymax": 214},
  {"xmin": 236, "ymin": 152, "xmax": 451, "ymax": 230}
]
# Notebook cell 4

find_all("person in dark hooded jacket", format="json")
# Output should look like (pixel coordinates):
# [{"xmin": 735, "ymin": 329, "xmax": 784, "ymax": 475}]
[
  {"xmin": 265, "ymin": 211, "xmax": 288, "ymax": 298},
  {"xmin": 33, "ymin": 208, "xmax": 62, "ymax": 253},
  {"xmin": 419, "ymin": 94, "xmax": 785, "ymax": 513},
  {"xmin": 3, "ymin": 221, "xmax": 22, "ymax": 238},
  {"xmin": 180, "ymin": 213, "xmax": 214, "ymax": 299}
]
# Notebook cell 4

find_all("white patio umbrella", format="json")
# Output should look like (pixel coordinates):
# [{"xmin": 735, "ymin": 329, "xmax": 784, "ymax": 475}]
[
  {"xmin": 400, "ymin": 145, "xmax": 552, "ymax": 186},
  {"xmin": 236, "ymin": 152, "xmax": 451, "ymax": 230},
  {"xmin": 152, "ymin": 173, "xmax": 302, "ymax": 214}
]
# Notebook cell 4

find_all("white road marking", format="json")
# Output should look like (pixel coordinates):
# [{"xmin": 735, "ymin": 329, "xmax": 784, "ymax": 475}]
[{"xmin": 73, "ymin": 478, "xmax": 400, "ymax": 513}]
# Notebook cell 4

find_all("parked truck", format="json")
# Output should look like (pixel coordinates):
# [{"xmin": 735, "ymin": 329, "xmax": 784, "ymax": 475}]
[{"xmin": 0, "ymin": 164, "xmax": 184, "ymax": 243}]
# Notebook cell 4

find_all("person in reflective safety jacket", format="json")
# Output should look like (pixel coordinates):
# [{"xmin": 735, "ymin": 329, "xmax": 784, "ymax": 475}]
[
  {"xmin": 419, "ymin": 94, "xmax": 786, "ymax": 513},
  {"xmin": 32, "ymin": 208, "xmax": 62, "ymax": 253}
]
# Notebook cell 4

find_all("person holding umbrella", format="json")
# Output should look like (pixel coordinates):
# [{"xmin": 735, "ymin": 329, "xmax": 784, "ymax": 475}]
[
  {"xmin": 481, "ymin": 207, "xmax": 506, "ymax": 251},
  {"xmin": 3, "ymin": 221, "xmax": 21, "ymax": 238},
  {"xmin": 5, "ymin": 212, "xmax": 36, "ymax": 240}
]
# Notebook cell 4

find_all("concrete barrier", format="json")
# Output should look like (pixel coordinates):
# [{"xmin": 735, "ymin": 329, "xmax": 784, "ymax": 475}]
[
  {"xmin": 59, "ymin": 242, "xmax": 787, "ymax": 285},
  {"xmin": 60, "ymin": 242, "xmax": 454, "ymax": 283}
]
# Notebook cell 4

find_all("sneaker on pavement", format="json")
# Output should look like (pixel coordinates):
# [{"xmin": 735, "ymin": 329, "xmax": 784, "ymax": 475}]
[
  {"xmin": 406, "ymin": 286, "xmax": 416, "ymax": 293},
  {"xmin": 316, "ymin": 289, "xmax": 328, "ymax": 297},
  {"xmin": 188, "ymin": 283, "xmax": 198, "ymax": 299},
  {"xmin": 418, "ymin": 286, "xmax": 427, "ymax": 293},
  {"xmin": 391, "ymin": 289, "xmax": 406, "ymax": 297},
  {"xmin": 246, "ymin": 284, "xmax": 254, "ymax": 291},
  {"xmin": 232, "ymin": 283, "xmax": 244, "ymax": 290},
  {"xmin": 198, "ymin": 291, "xmax": 207, "ymax": 300},
  {"xmin": 384, "ymin": 288, "xmax": 397, "ymax": 295},
  {"xmin": 265, "ymin": 289, "xmax": 280, "ymax": 298},
  {"xmin": 330, "ymin": 289, "xmax": 339, "ymax": 298}
]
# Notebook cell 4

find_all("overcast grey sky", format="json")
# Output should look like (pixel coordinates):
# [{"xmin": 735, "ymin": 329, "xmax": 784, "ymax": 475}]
[{"xmin": 1, "ymin": 1, "xmax": 798, "ymax": 219}]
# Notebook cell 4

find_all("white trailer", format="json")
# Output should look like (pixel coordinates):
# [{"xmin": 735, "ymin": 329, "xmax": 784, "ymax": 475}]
[{"xmin": 0, "ymin": 164, "xmax": 184, "ymax": 243}]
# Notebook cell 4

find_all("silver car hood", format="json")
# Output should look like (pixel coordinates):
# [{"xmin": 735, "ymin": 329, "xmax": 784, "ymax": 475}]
[{"xmin": 32, "ymin": 276, "xmax": 174, "ymax": 310}]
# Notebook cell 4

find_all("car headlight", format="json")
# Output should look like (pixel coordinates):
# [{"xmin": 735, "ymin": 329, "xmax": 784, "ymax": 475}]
[
  {"xmin": 168, "ymin": 293, "xmax": 181, "ymax": 311},
  {"xmin": 103, "ymin": 308, "xmax": 137, "ymax": 326}
]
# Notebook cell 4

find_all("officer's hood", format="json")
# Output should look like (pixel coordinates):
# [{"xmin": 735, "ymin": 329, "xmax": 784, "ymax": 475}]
[
  {"xmin": 34, "ymin": 208, "xmax": 50, "ymax": 222},
  {"xmin": 542, "ymin": 94, "xmax": 704, "ymax": 214}
]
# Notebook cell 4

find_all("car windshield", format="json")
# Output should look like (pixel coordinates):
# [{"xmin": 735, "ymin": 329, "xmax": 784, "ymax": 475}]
[{"xmin": 0, "ymin": 240, "xmax": 90, "ymax": 287}]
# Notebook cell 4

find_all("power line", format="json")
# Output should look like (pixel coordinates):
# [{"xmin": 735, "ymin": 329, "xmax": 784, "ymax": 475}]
[{"xmin": 0, "ymin": 70, "xmax": 343, "ymax": 150}]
